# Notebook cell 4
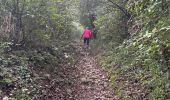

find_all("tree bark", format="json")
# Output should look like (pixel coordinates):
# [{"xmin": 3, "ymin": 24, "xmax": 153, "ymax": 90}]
[
  {"xmin": 12, "ymin": 0, "xmax": 23, "ymax": 44},
  {"xmin": 47, "ymin": 15, "xmax": 58, "ymax": 40}
]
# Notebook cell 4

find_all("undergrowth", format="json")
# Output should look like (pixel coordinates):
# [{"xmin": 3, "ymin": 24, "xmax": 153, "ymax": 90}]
[
  {"xmin": 96, "ymin": 0, "xmax": 170, "ymax": 100},
  {"xmin": 0, "ymin": 41, "xmax": 76, "ymax": 99}
]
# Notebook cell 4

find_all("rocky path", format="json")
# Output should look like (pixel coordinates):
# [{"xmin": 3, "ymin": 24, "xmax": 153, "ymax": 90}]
[{"xmin": 73, "ymin": 41, "xmax": 117, "ymax": 100}]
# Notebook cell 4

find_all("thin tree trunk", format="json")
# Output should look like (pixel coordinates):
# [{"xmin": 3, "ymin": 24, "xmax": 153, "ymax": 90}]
[
  {"xmin": 12, "ymin": 0, "xmax": 23, "ymax": 44},
  {"xmin": 47, "ymin": 15, "xmax": 58, "ymax": 40}
]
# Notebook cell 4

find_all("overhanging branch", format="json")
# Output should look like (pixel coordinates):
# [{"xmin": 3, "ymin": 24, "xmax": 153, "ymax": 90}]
[{"xmin": 107, "ymin": 0, "xmax": 131, "ymax": 18}]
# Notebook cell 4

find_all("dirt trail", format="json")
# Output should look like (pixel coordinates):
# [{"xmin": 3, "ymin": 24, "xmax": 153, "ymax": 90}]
[
  {"xmin": 31, "ymin": 41, "xmax": 117, "ymax": 100},
  {"xmin": 73, "ymin": 41, "xmax": 117, "ymax": 100}
]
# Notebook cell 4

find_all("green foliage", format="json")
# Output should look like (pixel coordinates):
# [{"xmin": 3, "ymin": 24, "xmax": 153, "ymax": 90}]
[
  {"xmin": 93, "ymin": 0, "xmax": 130, "ymax": 50},
  {"xmin": 0, "ymin": 40, "xmax": 76, "ymax": 99},
  {"xmin": 0, "ymin": 0, "xmax": 76, "ymax": 44},
  {"xmin": 0, "ymin": 0, "xmax": 80, "ymax": 99},
  {"xmin": 96, "ymin": 0, "xmax": 170, "ymax": 99}
]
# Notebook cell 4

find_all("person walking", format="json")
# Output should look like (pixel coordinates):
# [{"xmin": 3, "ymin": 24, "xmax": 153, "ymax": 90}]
[{"xmin": 81, "ymin": 27, "xmax": 92, "ymax": 49}]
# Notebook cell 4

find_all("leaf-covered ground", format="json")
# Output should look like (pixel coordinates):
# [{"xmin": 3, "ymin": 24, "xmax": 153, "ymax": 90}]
[
  {"xmin": 33, "ymin": 41, "xmax": 117, "ymax": 100},
  {"xmin": 31, "ymin": 41, "xmax": 117, "ymax": 100},
  {"xmin": 0, "ymin": 41, "xmax": 117, "ymax": 100},
  {"xmin": 33, "ymin": 41, "xmax": 118, "ymax": 100},
  {"xmin": 73, "ymin": 41, "xmax": 117, "ymax": 100}
]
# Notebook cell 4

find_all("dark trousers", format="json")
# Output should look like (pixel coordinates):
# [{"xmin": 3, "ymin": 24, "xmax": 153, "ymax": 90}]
[{"xmin": 84, "ymin": 38, "xmax": 90, "ymax": 46}]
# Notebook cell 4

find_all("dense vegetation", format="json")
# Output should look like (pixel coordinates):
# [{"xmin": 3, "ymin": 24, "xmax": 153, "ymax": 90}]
[
  {"xmin": 0, "ymin": 0, "xmax": 169, "ymax": 99},
  {"xmin": 0, "ymin": 0, "xmax": 79, "ymax": 99},
  {"xmin": 93, "ymin": 0, "xmax": 170, "ymax": 99}
]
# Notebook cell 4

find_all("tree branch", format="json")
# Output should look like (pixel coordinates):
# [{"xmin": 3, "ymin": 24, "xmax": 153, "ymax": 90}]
[{"xmin": 107, "ymin": 0, "xmax": 131, "ymax": 18}]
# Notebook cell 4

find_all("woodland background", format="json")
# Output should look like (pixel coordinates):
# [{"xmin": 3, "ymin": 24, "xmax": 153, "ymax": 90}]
[{"xmin": 0, "ymin": 0, "xmax": 169, "ymax": 99}]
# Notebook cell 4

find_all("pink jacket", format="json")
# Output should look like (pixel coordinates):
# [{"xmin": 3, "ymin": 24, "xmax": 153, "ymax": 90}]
[{"xmin": 82, "ymin": 29, "xmax": 92, "ymax": 38}]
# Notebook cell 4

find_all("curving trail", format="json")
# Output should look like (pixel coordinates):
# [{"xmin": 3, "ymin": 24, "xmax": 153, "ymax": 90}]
[{"xmin": 73, "ymin": 41, "xmax": 117, "ymax": 100}]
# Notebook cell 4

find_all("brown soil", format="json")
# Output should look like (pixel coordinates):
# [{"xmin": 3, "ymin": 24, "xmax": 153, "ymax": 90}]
[
  {"xmin": 72, "ymin": 41, "xmax": 117, "ymax": 100},
  {"xmin": 30, "ymin": 41, "xmax": 117, "ymax": 100}
]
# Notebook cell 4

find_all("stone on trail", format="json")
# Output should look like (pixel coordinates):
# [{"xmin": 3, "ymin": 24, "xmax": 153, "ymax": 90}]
[{"xmin": 81, "ymin": 77, "xmax": 93, "ymax": 85}]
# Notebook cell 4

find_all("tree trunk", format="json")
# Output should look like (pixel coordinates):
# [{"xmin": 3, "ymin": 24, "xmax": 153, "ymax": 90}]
[{"xmin": 12, "ymin": 0, "xmax": 23, "ymax": 44}]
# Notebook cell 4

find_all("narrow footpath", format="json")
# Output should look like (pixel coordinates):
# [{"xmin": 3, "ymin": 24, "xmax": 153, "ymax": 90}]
[
  {"xmin": 32, "ymin": 41, "xmax": 117, "ymax": 100},
  {"xmin": 73, "ymin": 41, "xmax": 117, "ymax": 100}
]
